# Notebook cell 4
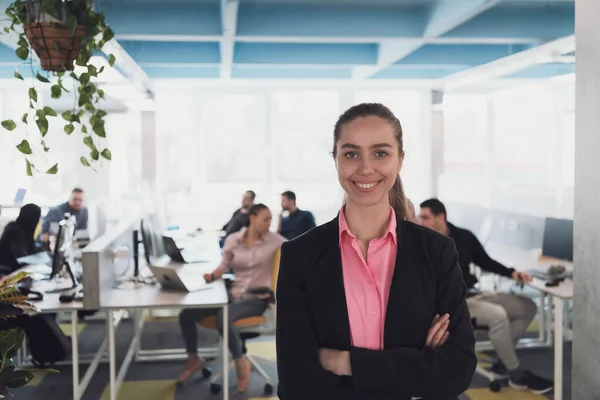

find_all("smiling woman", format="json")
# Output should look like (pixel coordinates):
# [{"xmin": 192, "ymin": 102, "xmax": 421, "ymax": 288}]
[{"xmin": 275, "ymin": 103, "xmax": 477, "ymax": 400}]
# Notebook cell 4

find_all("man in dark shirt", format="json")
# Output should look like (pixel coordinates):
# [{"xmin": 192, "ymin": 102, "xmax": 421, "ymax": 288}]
[
  {"xmin": 277, "ymin": 191, "xmax": 316, "ymax": 240},
  {"xmin": 220, "ymin": 190, "xmax": 255, "ymax": 247},
  {"xmin": 39, "ymin": 188, "xmax": 88, "ymax": 244},
  {"xmin": 419, "ymin": 199, "xmax": 552, "ymax": 395}
]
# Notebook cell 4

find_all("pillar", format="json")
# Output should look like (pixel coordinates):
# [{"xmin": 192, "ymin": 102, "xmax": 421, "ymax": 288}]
[
  {"xmin": 573, "ymin": 0, "xmax": 600, "ymax": 399},
  {"xmin": 141, "ymin": 110, "xmax": 157, "ymax": 192}
]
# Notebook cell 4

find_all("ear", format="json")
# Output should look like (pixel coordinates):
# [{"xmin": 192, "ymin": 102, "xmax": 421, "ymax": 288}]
[{"xmin": 397, "ymin": 153, "xmax": 404, "ymax": 173}]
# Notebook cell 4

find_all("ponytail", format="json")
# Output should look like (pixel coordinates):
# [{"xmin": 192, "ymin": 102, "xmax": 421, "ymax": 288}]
[{"xmin": 389, "ymin": 174, "xmax": 408, "ymax": 221}]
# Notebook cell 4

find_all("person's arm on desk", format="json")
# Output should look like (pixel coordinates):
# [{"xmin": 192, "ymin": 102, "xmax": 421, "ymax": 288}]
[{"xmin": 203, "ymin": 236, "xmax": 234, "ymax": 283}]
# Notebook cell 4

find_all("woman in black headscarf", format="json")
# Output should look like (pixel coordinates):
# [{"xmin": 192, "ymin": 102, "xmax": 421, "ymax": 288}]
[{"xmin": 0, "ymin": 204, "xmax": 42, "ymax": 274}]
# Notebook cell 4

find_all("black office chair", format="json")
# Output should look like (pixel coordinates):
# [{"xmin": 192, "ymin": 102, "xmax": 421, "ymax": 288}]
[{"xmin": 471, "ymin": 318, "xmax": 505, "ymax": 392}]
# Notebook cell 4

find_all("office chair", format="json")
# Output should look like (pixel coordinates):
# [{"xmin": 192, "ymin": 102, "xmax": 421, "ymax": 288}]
[
  {"xmin": 198, "ymin": 248, "xmax": 280, "ymax": 396},
  {"xmin": 471, "ymin": 318, "xmax": 505, "ymax": 392}
]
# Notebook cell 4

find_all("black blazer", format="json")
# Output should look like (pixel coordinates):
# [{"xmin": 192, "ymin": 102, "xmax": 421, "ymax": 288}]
[{"xmin": 275, "ymin": 215, "xmax": 477, "ymax": 400}]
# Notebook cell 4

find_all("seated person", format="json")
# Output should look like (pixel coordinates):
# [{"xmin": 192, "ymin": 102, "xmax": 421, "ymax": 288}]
[
  {"xmin": 39, "ymin": 187, "xmax": 88, "ymax": 244},
  {"xmin": 0, "ymin": 204, "xmax": 42, "ymax": 274},
  {"xmin": 277, "ymin": 191, "xmax": 316, "ymax": 240},
  {"xmin": 178, "ymin": 203, "xmax": 285, "ymax": 391},
  {"xmin": 219, "ymin": 190, "xmax": 256, "ymax": 247},
  {"xmin": 419, "ymin": 198, "xmax": 552, "ymax": 394}
]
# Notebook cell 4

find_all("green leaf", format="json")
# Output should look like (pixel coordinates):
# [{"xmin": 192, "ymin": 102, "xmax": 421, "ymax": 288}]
[
  {"xmin": 50, "ymin": 85, "xmax": 61, "ymax": 98},
  {"xmin": 79, "ymin": 73, "xmax": 90, "ymax": 85},
  {"xmin": 0, "ymin": 329, "xmax": 25, "ymax": 367},
  {"xmin": 81, "ymin": 125, "xmax": 88, "ymax": 134},
  {"xmin": 92, "ymin": 122, "xmax": 105, "ymax": 138},
  {"xmin": 36, "ymin": 117, "xmax": 48, "ymax": 136},
  {"xmin": 101, "ymin": 149, "xmax": 112, "ymax": 160},
  {"xmin": 98, "ymin": 66, "xmax": 105, "ymax": 74},
  {"xmin": 16, "ymin": 140, "xmax": 32, "ymax": 155},
  {"xmin": 80, "ymin": 157, "xmax": 90, "ymax": 167},
  {"xmin": 103, "ymin": 29, "xmax": 115, "ymax": 43},
  {"xmin": 13, "ymin": 70, "xmax": 23, "ymax": 80},
  {"xmin": 90, "ymin": 148, "xmax": 99, "ymax": 161},
  {"xmin": 17, "ymin": 37, "xmax": 27, "ymax": 49},
  {"xmin": 42, "ymin": 107, "xmax": 57, "ymax": 117},
  {"xmin": 21, "ymin": 113, "xmax": 27, "ymax": 124},
  {"xmin": 3, "ymin": 27, "xmax": 9, "ymax": 33},
  {"xmin": 78, "ymin": 94, "xmax": 90, "ymax": 107},
  {"xmin": 108, "ymin": 54, "xmax": 116, "ymax": 67},
  {"xmin": 97, "ymin": 89, "xmax": 105, "ymax": 99},
  {"xmin": 15, "ymin": 46, "xmax": 28, "ymax": 60},
  {"xmin": 83, "ymin": 136, "xmax": 93, "ymax": 148},
  {"xmin": 4, "ymin": 369, "xmax": 34, "ymax": 389},
  {"xmin": 61, "ymin": 111, "xmax": 72, "ymax": 121},
  {"xmin": 1, "ymin": 120, "xmax": 16, "ymax": 131},
  {"xmin": 64, "ymin": 124, "xmax": 74, "ymax": 135},
  {"xmin": 96, "ymin": 110, "xmax": 107, "ymax": 118},
  {"xmin": 28, "ymin": 88, "xmax": 37, "ymax": 103},
  {"xmin": 87, "ymin": 65, "xmax": 97, "ymax": 77},
  {"xmin": 35, "ymin": 72, "xmax": 49, "ymax": 83},
  {"xmin": 53, "ymin": 40, "xmax": 60, "ymax": 52},
  {"xmin": 46, "ymin": 164, "xmax": 58, "ymax": 174},
  {"xmin": 25, "ymin": 160, "xmax": 33, "ymax": 176},
  {"xmin": 66, "ymin": 15, "xmax": 77, "ymax": 36}
]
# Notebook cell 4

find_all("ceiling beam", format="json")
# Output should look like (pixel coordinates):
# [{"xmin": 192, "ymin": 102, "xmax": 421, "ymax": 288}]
[
  {"xmin": 439, "ymin": 35, "xmax": 575, "ymax": 91},
  {"xmin": 101, "ymin": 39, "xmax": 154, "ymax": 99},
  {"xmin": 352, "ymin": 41, "xmax": 423, "ymax": 79},
  {"xmin": 220, "ymin": 0, "xmax": 239, "ymax": 79},
  {"xmin": 353, "ymin": 0, "xmax": 504, "ymax": 80},
  {"xmin": 115, "ymin": 33, "xmax": 539, "ymax": 46}
]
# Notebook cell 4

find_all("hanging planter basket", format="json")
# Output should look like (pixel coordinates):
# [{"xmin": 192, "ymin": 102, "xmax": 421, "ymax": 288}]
[{"xmin": 24, "ymin": 22, "xmax": 85, "ymax": 71}]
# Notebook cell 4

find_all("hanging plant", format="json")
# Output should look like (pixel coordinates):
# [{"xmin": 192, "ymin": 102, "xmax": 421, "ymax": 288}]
[{"xmin": 1, "ymin": 0, "xmax": 115, "ymax": 175}]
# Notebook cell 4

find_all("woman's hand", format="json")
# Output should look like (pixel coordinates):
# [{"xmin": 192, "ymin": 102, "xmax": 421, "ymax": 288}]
[
  {"xmin": 425, "ymin": 313, "xmax": 450, "ymax": 348},
  {"xmin": 318, "ymin": 349, "xmax": 352, "ymax": 376}
]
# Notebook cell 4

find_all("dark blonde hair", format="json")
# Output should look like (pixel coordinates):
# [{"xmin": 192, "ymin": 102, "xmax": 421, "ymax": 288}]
[{"xmin": 333, "ymin": 103, "xmax": 408, "ymax": 220}]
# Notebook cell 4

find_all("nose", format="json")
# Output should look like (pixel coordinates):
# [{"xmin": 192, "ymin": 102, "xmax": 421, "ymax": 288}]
[{"xmin": 358, "ymin": 157, "xmax": 375, "ymax": 175}]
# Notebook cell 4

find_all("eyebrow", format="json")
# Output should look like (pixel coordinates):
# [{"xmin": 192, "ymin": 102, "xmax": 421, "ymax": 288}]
[{"xmin": 340, "ymin": 143, "xmax": 394, "ymax": 150}]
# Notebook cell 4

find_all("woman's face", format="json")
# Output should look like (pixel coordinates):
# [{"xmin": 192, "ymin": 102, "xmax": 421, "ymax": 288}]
[
  {"xmin": 250, "ymin": 208, "xmax": 273, "ymax": 234},
  {"xmin": 334, "ymin": 116, "xmax": 403, "ymax": 210}
]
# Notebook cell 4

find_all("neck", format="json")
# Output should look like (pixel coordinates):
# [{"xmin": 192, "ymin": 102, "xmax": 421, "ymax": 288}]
[
  {"xmin": 441, "ymin": 222, "xmax": 450, "ymax": 236},
  {"xmin": 344, "ymin": 200, "xmax": 391, "ymax": 241},
  {"xmin": 245, "ymin": 227, "xmax": 262, "ymax": 241},
  {"xmin": 288, "ymin": 205, "xmax": 298, "ymax": 214}
]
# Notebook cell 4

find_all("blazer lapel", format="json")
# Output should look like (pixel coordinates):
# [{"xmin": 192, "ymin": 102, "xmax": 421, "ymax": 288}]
[{"xmin": 316, "ymin": 216, "xmax": 352, "ymax": 348}]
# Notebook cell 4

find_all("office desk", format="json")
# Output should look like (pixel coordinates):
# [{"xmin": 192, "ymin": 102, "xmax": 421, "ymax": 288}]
[
  {"xmin": 13, "ymin": 264, "xmax": 98, "ymax": 400},
  {"xmin": 99, "ymin": 262, "xmax": 230, "ymax": 400},
  {"xmin": 486, "ymin": 243, "xmax": 572, "ymax": 400}
]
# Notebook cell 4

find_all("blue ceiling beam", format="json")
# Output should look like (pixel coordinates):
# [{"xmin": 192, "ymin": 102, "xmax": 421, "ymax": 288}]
[
  {"xmin": 236, "ymin": 4, "xmax": 427, "ymax": 38},
  {"xmin": 119, "ymin": 41, "xmax": 221, "ymax": 64},
  {"xmin": 232, "ymin": 66, "xmax": 352, "ymax": 80},
  {"xmin": 442, "ymin": 4, "xmax": 574, "ymax": 39},
  {"xmin": 102, "ymin": 3, "xmax": 222, "ymax": 36},
  {"xmin": 396, "ymin": 43, "xmax": 530, "ymax": 65},
  {"xmin": 424, "ymin": 0, "xmax": 504, "ymax": 38},
  {"xmin": 234, "ymin": 43, "xmax": 378, "ymax": 65},
  {"xmin": 142, "ymin": 66, "xmax": 221, "ymax": 79}
]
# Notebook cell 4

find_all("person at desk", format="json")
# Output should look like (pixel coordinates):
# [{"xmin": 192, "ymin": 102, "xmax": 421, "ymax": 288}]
[
  {"xmin": 178, "ymin": 203, "xmax": 285, "ymax": 391},
  {"xmin": 276, "ymin": 103, "xmax": 476, "ymax": 400},
  {"xmin": 419, "ymin": 198, "xmax": 553, "ymax": 394},
  {"xmin": 219, "ymin": 190, "xmax": 256, "ymax": 247},
  {"xmin": 277, "ymin": 191, "xmax": 316, "ymax": 240},
  {"xmin": 38, "ymin": 188, "xmax": 88, "ymax": 244},
  {"xmin": 0, "ymin": 204, "xmax": 42, "ymax": 274}
]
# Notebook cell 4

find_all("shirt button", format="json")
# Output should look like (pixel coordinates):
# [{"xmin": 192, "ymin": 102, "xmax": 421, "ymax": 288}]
[{"xmin": 371, "ymin": 311, "xmax": 377, "ymax": 315}]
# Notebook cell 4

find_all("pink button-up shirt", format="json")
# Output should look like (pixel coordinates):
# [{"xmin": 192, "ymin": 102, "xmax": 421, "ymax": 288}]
[
  {"xmin": 216, "ymin": 228, "xmax": 285, "ymax": 300},
  {"xmin": 339, "ymin": 207, "xmax": 398, "ymax": 350}
]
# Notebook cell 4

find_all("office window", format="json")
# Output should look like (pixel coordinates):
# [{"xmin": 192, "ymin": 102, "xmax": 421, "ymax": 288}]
[{"xmin": 200, "ymin": 94, "xmax": 267, "ymax": 183}]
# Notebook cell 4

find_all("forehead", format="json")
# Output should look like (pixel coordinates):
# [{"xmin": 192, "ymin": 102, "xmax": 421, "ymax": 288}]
[
  {"xmin": 419, "ymin": 207, "xmax": 433, "ymax": 216},
  {"xmin": 337, "ymin": 116, "xmax": 396, "ymax": 147}
]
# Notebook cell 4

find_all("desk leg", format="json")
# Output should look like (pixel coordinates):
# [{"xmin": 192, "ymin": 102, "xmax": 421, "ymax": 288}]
[
  {"xmin": 107, "ymin": 309, "xmax": 117, "ymax": 400},
  {"xmin": 539, "ymin": 292, "xmax": 546, "ymax": 343},
  {"xmin": 222, "ymin": 304, "xmax": 229, "ymax": 400},
  {"xmin": 71, "ymin": 311, "xmax": 79, "ymax": 400},
  {"xmin": 554, "ymin": 298, "xmax": 564, "ymax": 400}
]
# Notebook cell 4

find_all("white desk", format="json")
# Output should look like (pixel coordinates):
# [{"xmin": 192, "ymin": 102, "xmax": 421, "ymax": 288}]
[
  {"xmin": 99, "ymin": 261, "xmax": 230, "ymax": 400},
  {"xmin": 486, "ymin": 243, "xmax": 572, "ymax": 400}
]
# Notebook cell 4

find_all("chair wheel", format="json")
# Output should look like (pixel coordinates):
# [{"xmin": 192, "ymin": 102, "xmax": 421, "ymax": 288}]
[
  {"xmin": 210, "ymin": 383, "xmax": 222, "ymax": 394},
  {"xmin": 264, "ymin": 383, "xmax": 273, "ymax": 395},
  {"xmin": 489, "ymin": 380, "xmax": 502, "ymax": 392},
  {"xmin": 202, "ymin": 367, "xmax": 212, "ymax": 378}
]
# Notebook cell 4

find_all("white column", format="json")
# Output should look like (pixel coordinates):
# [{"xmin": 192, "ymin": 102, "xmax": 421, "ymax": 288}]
[
  {"xmin": 482, "ymin": 97, "xmax": 496, "ymax": 208},
  {"xmin": 141, "ymin": 110, "xmax": 156, "ymax": 192},
  {"xmin": 429, "ymin": 90, "xmax": 443, "ymax": 199},
  {"xmin": 573, "ymin": 1, "xmax": 600, "ymax": 399}
]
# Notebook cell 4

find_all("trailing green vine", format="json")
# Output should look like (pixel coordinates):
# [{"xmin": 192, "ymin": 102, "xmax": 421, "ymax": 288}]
[{"xmin": 1, "ymin": 0, "xmax": 115, "ymax": 175}]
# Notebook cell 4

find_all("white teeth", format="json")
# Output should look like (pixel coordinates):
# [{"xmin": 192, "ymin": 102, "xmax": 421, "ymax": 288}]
[{"xmin": 356, "ymin": 182, "xmax": 377, "ymax": 189}]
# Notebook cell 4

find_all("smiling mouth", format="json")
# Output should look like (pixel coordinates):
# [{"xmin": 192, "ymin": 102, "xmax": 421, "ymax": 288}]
[{"xmin": 352, "ymin": 180, "xmax": 382, "ymax": 191}]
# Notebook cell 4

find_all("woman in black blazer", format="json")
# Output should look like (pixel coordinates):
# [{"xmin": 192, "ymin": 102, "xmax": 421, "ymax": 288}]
[{"xmin": 275, "ymin": 103, "xmax": 476, "ymax": 400}]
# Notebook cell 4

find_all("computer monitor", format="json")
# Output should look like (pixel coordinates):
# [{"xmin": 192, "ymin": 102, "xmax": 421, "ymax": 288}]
[
  {"xmin": 13, "ymin": 189, "xmax": 26, "ymax": 205},
  {"xmin": 542, "ymin": 217, "xmax": 573, "ymax": 261},
  {"xmin": 140, "ymin": 219, "xmax": 155, "ymax": 265}
]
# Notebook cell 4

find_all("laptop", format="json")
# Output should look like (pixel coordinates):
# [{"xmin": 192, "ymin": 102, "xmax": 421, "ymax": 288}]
[
  {"xmin": 162, "ymin": 236, "xmax": 213, "ymax": 263},
  {"xmin": 148, "ymin": 265, "xmax": 211, "ymax": 292}
]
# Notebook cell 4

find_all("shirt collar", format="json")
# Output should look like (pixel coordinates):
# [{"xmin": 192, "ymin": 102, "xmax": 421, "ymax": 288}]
[{"xmin": 338, "ymin": 206, "xmax": 397, "ymax": 247}]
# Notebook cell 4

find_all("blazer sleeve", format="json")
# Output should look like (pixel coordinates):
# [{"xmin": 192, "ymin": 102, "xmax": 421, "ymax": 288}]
[
  {"xmin": 276, "ymin": 241, "xmax": 352, "ymax": 400},
  {"xmin": 349, "ymin": 237, "xmax": 477, "ymax": 398}
]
